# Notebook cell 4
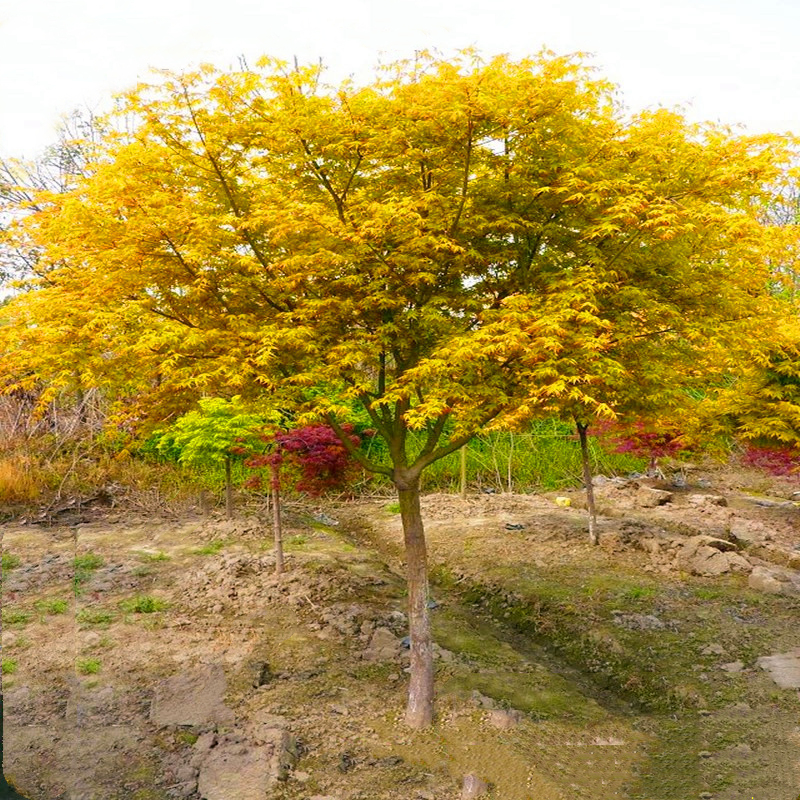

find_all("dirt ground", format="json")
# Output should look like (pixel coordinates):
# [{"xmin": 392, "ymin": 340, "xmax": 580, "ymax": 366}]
[{"xmin": 1, "ymin": 465, "xmax": 799, "ymax": 800}]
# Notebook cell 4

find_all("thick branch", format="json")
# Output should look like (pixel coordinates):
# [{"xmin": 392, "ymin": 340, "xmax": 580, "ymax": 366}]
[
  {"xmin": 415, "ymin": 411, "xmax": 450, "ymax": 461},
  {"xmin": 412, "ymin": 405, "xmax": 504, "ymax": 473},
  {"xmin": 325, "ymin": 413, "xmax": 393, "ymax": 476}
]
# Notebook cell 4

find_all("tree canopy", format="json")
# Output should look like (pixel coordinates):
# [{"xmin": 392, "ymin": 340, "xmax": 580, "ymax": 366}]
[{"xmin": 2, "ymin": 50, "xmax": 798, "ymax": 726}]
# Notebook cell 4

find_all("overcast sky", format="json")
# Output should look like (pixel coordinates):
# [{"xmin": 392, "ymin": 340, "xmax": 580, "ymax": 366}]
[{"xmin": 2, "ymin": 0, "xmax": 799, "ymax": 159}]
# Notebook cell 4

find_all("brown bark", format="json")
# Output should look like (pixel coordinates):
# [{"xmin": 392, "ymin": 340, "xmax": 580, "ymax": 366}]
[
  {"xmin": 459, "ymin": 445, "xmax": 467, "ymax": 499},
  {"xmin": 224, "ymin": 456, "xmax": 233, "ymax": 520},
  {"xmin": 395, "ymin": 471, "xmax": 434, "ymax": 728},
  {"xmin": 271, "ymin": 460, "xmax": 284, "ymax": 575},
  {"xmin": 576, "ymin": 421, "xmax": 598, "ymax": 546},
  {"xmin": 199, "ymin": 489, "xmax": 210, "ymax": 519}
]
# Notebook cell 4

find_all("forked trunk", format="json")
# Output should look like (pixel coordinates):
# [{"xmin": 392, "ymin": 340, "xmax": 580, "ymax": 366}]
[
  {"xmin": 271, "ymin": 461, "xmax": 284, "ymax": 575},
  {"xmin": 225, "ymin": 456, "xmax": 233, "ymax": 520},
  {"xmin": 576, "ymin": 422, "xmax": 598, "ymax": 546},
  {"xmin": 396, "ymin": 474, "xmax": 434, "ymax": 728}
]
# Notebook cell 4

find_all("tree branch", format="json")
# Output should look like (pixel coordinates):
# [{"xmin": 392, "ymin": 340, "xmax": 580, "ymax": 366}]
[
  {"xmin": 325, "ymin": 413, "xmax": 393, "ymax": 476},
  {"xmin": 411, "ymin": 405, "xmax": 504, "ymax": 473}
]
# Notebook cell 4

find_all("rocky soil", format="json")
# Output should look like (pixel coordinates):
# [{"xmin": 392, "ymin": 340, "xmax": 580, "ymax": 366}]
[{"xmin": 1, "ymin": 466, "xmax": 799, "ymax": 800}]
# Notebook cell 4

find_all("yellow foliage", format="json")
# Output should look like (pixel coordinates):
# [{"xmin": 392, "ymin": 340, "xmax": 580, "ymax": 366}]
[{"xmin": 2, "ymin": 49, "xmax": 798, "ymax": 473}]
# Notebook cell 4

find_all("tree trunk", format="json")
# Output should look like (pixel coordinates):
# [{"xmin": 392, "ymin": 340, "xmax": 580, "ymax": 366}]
[
  {"xmin": 225, "ymin": 456, "xmax": 233, "ymax": 520},
  {"xmin": 199, "ymin": 489, "xmax": 210, "ymax": 519},
  {"xmin": 459, "ymin": 445, "xmax": 467, "ymax": 499},
  {"xmin": 271, "ymin": 461, "xmax": 284, "ymax": 575},
  {"xmin": 576, "ymin": 421, "xmax": 598, "ymax": 545},
  {"xmin": 395, "ymin": 473, "xmax": 434, "ymax": 728}
]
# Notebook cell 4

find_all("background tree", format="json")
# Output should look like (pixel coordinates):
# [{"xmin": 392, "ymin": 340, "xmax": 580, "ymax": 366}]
[
  {"xmin": 3, "ymin": 52, "xmax": 797, "ymax": 727},
  {"xmin": 153, "ymin": 396, "xmax": 266, "ymax": 518},
  {"xmin": 712, "ymin": 320, "xmax": 800, "ymax": 459},
  {"xmin": 245, "ymin": 423, "xmax": 364, "ymax": 574}
]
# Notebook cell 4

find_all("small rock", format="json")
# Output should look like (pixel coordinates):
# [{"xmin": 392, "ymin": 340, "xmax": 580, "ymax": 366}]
[
  {"xmin": 748, "ymin": 565, "xmax": 799, "ymax": 595},
  {"xmin": 364, "ymin": 627, "xmax": 402, "ymax": 662},
  {"xmin": 700, "ymin": 643, "xmax": 727, "ymax": 656},
  {"xmin": 487, "ymin": 708, "xmax": 523, "ymax": 729},
  {"xmin": 432, "ymin": 644, "xmax": 455, "ymax": 662},
  {"xmin": 698, "ymin": 750, "xmax": 712, "ymax": 758},
  {"xmin": 197, "ymin": 731, "xmax": 296, "ymax": 800},
  {"xmin": 677, "ymin": 536, "xmax": 750, "ymax": 576},
  {"xmin": 756, "ymin": 649, "xmax": 800, "ymax": 689},
  {"xmin": 720, "ymin": 661, "xmax": 744, "ymax": 673},
  {"xmin": 729, "ymin": 519, "xmax": 770, "ymax": 547},
  {"xmin": 688, "ymin": 494, "xmax": 727, "ymax": 507},
  {"xmin": 171, "ymin": 781, "xmax": 198, "ymax": 798},
  {"xmin": 636, "ymin": 487, "xmax": 673, "ymax": 507},
  {"xmin": 293, "ymin": 770, "xmax": 310, "ymax": 782},
  {"xmin": 470, "ymin": 690, "xmax": 497, "ymax": 709},
  {"xmin": 591, "ymin": 736, "xmax": 627, "ymax": 745},
  {"xmin": 338, "ymin": 752, "xmax": 356, "ymax": 773},
  {"xmin": 462, "ymin": 773, "xmax": 489, "ymax": 799},
  {"xmin": 611, "ymin": 611, "xmax": 666, "ymax": 631},
  {"xmin": 150, "ymin": 664, "xmax": 234, "ymax": 727}
]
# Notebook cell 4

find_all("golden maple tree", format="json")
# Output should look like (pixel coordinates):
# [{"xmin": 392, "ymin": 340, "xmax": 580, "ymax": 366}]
[{"xmin": 2, "ymin": 51, "xmax": 798, "ymax": 727}]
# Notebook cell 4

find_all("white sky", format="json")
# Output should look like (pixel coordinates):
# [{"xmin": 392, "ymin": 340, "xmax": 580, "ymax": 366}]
[{"xmin": 2, "ymin": 0, "xmax": 799, "ymax": 159}]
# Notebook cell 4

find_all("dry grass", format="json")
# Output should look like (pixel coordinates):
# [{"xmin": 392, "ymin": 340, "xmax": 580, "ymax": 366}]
[{"xmin": 0, "ymin": 456, "xmax": 42, "ymax": 503}]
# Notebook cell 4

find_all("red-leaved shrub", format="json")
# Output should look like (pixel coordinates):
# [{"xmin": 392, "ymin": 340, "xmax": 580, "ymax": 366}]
[
  {"xmin": 245, "ymin": 424, "xmax": 362, "ymax": 495},
  {"xmin": 741, "ymin": 444, "xmax": 800, "ymax": 479}
]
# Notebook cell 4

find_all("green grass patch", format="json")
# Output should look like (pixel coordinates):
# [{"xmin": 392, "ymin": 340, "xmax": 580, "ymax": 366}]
[
  {"xmin": 76, "ymin": 658, "xmax": 101, "ymax": 675},
  {"xmin": 73, "ymin": 552, "xmax": 105, "ymax": 596},
  {"xmin": 1, "ymin": 608, "xmax": 31, "ymax": 626},
  {"xmin": 436, "ymin": 564, "xmax": 690, "ymax": 713},
  {"xmin": 432, "ymin": 606, "xmax": 604, "ymax": 723},
  {"xmin": 74, "ymin": 553, "xmax": 104, "ymax": 570},
  {"xmin": 76, "ymin": 607, "xmax": 116, "ymax": 626},
  {"xmin": 385, "ymin": 502, "xmax": 401, "ymax": 514},
  {"xmin": 2, "ymin": 553, "xmax": 21, "ymax": 571},
  {"xmin": 617, "ymin": 584, "xmax": 659, "ymax": 602},
  {"xmin": 1, "ymin": 658, "xmax": 18, "ymax": 675},
  {"xmin": 133, "ymin": 550, "xmax": 171, "ymax": 562},
  {"xmin": 119, "ymin": 595, "xmax": 168, "ymax": 614},
  {"xmin": 192, "ymin": 540, "xmax": 225, "ymax": 555},
  {"xmin": 34, "ymin": 597, "xmax": 69, "ymax": 615}
]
